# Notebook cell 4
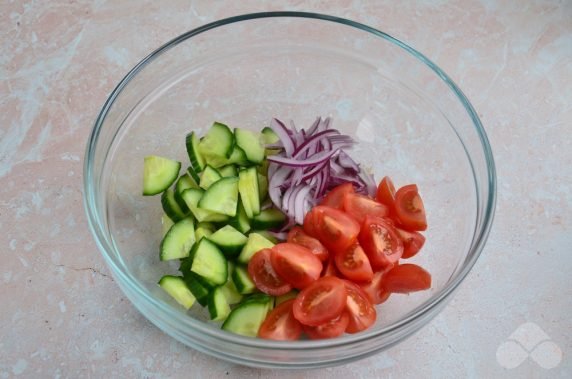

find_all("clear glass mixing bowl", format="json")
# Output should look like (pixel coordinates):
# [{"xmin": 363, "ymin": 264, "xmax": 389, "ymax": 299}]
[{"xmin": 83, "ymin": 12, "xmax": 496, "ymax": 368}]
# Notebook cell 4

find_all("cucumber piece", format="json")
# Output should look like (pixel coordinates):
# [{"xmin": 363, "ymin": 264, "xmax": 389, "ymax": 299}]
[
  {"xmin": 234, "ymin": 128, "xmax": 265, "ymax": 164},
  {"xmin": 204, "ymin": 145, "xmax": 249, "ymax": 168},
  {"xmin": 161, "ymin": 187, "xmax": 188, "ymax": 222},
  {"xmin": 221, "ymin": 296, "xmax": 272, "ymax": 337},
  {"xmin": 261, "ymin": 126, "xmax": 280, "ymax": 144},
  {"xmin": 161, "ymin": 213, "xmax": 174, "ymax": 237},
  {"xmin": 251, "ymin": 208, "xmax": 286, "ymax": 230},
  {"xmin": 186, "ymin": 132, "xmax": 206, "ymax": 173},
  {"xmin": 237, "ymin": 232, "xmax": 275, "ymax": 264},
  {"xmin": 275, "ymin": 290, "xmax": 298, "ymax": 306},
  {"xmin": 220, "ymin": 261, "xmax": 243, "ymax": 305},
  {"xmin": 143, "ymin": 156, "xmax": 181, "ymax": 196},
  {"xmin": 238, "ymin": 167, "xmax": 260, "ymax": 218},
  {"xmin": 199, "ymin": 165, "xmax": 222, "ymax": 190},
  {"xmin": 229, "ymin": 200, "xmax": 251, "ymax": 234},
  {"xmin": 257, "ymin": 173, "xmax": 268, "ymax": 202},
  {"xmin": 208, "ymin": 225, "xmax": 248, "ymax": 257},
  {"xmin": 257, "ymin": 159, "xmax": 270, "ymax": 176},
  {"xmin": 158, "ymin": 276, "xmax": 196, "ymax": 310},
  {"xmin": 190, "ymin": 238, "xmax": 227, "ymax": 286},
  {"xmin": 195, "ymin": 222, "xmax": 215, "ymax": 242},
  {"xmin": 208, "ymin": 286, "xmax": 231, "ymax": 321},
  {"xmin": 180, "ymin": 272, "xmax": 210, "ymax": 307},
  {"xmin": 181, "ymin": 188, "xmax": 229, "ymax": 223},
  {"xmin": 187, "ymin": 165, "xmax": 201, "ymax": 184},
  {"xmin": 242, "ymin": 293, "xmax": 274, "ymax": 311},
  {"xmin": 198, "ymin": 177, "xmax": 239, "ymax": 217},
  {"xmin": 231, "ymin": 265, "xmax": 256, "ymax": 295},
  {"xmin": 199, "ymin": 122, "xmax": 234, "ymax": 160},
  {"xmin": 160, "ymin": 217, "xmax": 195, "ymax": 261},
  {"xmin": 251, "ymin": 230, "xmax": 281, "ymax": 243},
  {"xmin": 218, "ymin": 164, "xmax": 238, "ymax": 178},
  {"xmin": 175, "ymin": 173, "xmax": 198, "ymax": 212}
]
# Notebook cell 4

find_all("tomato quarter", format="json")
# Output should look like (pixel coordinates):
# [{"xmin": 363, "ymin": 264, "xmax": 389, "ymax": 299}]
[
  {"xmin": 319, "ymin": 183, "xmax": 355, "ymax": 209},
  {"xmin": 258, "ymin": 299, "xmax": 302, "ymax": 341},
  {"xmin": 376, "ymin": 176, "xmax": 396, "ymax": 207},
  {"xmin": 248, "ymin": 249, "xmax": 292, "ymax": 296},
  {"xmin": 334, "ymin": 243, "xmax": 374, "ymax": 283},
  {"xmin": 342, "ymin": 280, "xmax": 376, "ymax": 334},
  {"xmin": 271, "ymin": 243, "xmax": 323, "ymax": 290},
  {"xmin": 303, "ymin": 311, "xmax": 350, "ymax": 340},
  {"xmin": 383, "ymin": 264, "xmax": 431, "ymax": 293},
  {"xmin": 292, "ymin": 276, "xmax": 347, "ymax": 326},
  {"xmin": 342, "ymin": 193, "xmax": 389, "ymax": 224},
  {"xmin": 358, "ymin": 216, "xmax": 404, "ymax": 270},
  {"xmin": 394, "ymin": 184, "xmax": 427, "ymax": 231},
  {"xmin": 395, "ymin": 227, "xmax": 426, "ymax": 259},
  {"xmin": 305, "ymin": 206, "xmax": 360, "ymax": 254},
  {"xmin": 360, "ymin": 269, "xmax": 392, "ymax": 304},
  {"xmin": 287, "ymin": 226, "xmax": 329, "ymax": 262}
]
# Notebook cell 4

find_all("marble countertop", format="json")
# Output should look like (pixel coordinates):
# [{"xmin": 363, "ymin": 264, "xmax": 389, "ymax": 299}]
[{"xmin": 1, "ymin": 1, "xmax": 570, "ymax": 377}]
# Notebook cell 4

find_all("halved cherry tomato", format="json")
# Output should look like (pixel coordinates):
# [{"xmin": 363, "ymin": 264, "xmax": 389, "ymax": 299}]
[
  {"xmin": 304, "ymin": 206, "xmax": 360, "ymax": 254},
  {"xmin": 319, "ymin": 183, "xmax": 355, "ymax": 209},
  {"xmin": 334, "ymin": 243, "xmax": 373, "ymax": 283},
  {"xmin": 287, "ymin": 226, "xmax": 329, "ymax": 262},
  {"xmin": 395, "ymin": 227, "xmax": 426, "ymax": 259},
  {"xmin": 394, "ymin": 184, "xmax": 427, "ymax": 231},
  {"xmin": 248, "ymin": 249, "xmax": 292, "ymax": 296},
  {"xmin": 358, "ymin": 216, "xmax": 404, "ymax": 270},
  {"xmin": 302, "ymin": 209, "xmax": 320, "ymax": 238},
  {"xmin": 342, "ymin": 193, "xmax": 389, "ymax": 224},
  {"xmin": 359, "ymin": 268, "xmax": 393, "ymax": 304},
  {"xmin": 303, "ymin": 311, "xmax": 350, "ymax": 340},
  {"xmin": 342, "ymin": 280, "xmax": 376, "ymax": 334},
  {"xmin": 383, "ymin": 264, "xmax": 431, "ymax": 293},
  {"xmin": 271, "ymin": 243, "xmax": 323, "ymax": 290},
  {"xmin": 321, "ymin": 258, "xmax": 340, "ymax": 277},
  {"xmin": 292, "ymin": 276, "xmax": 347, "ymax": 326},
  {"xmin": 376, "ymin": 176, "xmax": 396, "ymax": 207},
  {"xmin": 258, "ymin": 299, "xmax": 302, "ymax": 341}
]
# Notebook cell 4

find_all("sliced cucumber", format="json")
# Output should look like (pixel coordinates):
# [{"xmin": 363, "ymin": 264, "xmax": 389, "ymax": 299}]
[
  {"xmin": 195, "ymin": 222, "xmax": 215, "ymax": 242},
  {"xmin": 186, "ymin": 132, "xmax": 206, "ymax": 173},
  {"xmin": 205, "ymin": 145, "xmax": 249, "ymax": 168},
  {"xmin": 161, "ymin": 187, "xmax": 188, "ymax": 222},
  {"xmin": 232, "ymin": 265, "xmax": 256, "ymax": 295},
  {"xmin": 158, "ymin": 276, "xmax": 196, "ymax": 310},
  {"xmin": 275, "ymin": 290, "xmax": 298, "ymax": 306},
  {"xmin": 187, "ymin": 165, "xmax": 201, "ymax": 184},
  {"xmin": 261, "ymin": 126, "xmax": 280, "ymax": 144},
  {"xmin": 234, "ymin": 128, "xmax": 265, "ymax": 164},
  {"xmin": 175, "ymin": 173, "xmax": 198, "ymax": 212},
  {"xmin": 221, "ymin": 295, "xmax": 272, "ymax": 337},
  {"xmin": 181, "ymin": 188, "xmax": 229, "ymax": 223},
  {"xmin": 160, "ymin": 217, "xmax": 195, "ymax": 261},
  {"xmin": 238, "ymin": 167, "xmax": 260, "ymax": 218},
  {"xmin": 190, "ymin": 238, "xmax": 227, "ymax": 286},
  {"xmin": 199, "ymin": 122, "xmax": 234, "ymax": 160},
  {"xmin": 161, "ymin": 213, "xmax": 174, "ymax": 237},
  {"xmin": 251, "ymin": 208, "xmax": 286, "ymax": 230},
  {"xmin": 220, "ymin": 261, "xmax": 243, "ymax": 305},
  {"xmin": 257, "ymin": 173, "xmax": 268, "ymax": 202},
  {"xmin": 257, "ymin": 159, "xmax": 270, "ymax": 176},
  {"xmin": 143, "ymin": 156, "xmax": 181, "ymax": 196},
  {"xmin": 218, "ymin": 164, "xmax": 238, "ymax": 178},
  {"xmin": 199, "ymin": 165, "xmax": 222, "ymax": 190},
  {"xmin": 251, "ymin": 230, "xmax": 281, "ymax": 243},
  {"xmin": 237, "ymin": 232, "xmax": 275, "ymax": 264},
  {"xmin": 198, "ymin": 177, "xmax": 239, "ymax": 217},
  {"xmin": 181, "ymin": 272, "xmax": 210, "ymax": 307},
  {"xmin": 208, "ymin": 225, "xmax": 248, "ymax": 257},
  {"xmin": 208, "ymin": 286, "xmax": 231, "ymax": 321},
  {"xmin": 229, "ymin": 200, "xmax": 251, "ymax": 234}
]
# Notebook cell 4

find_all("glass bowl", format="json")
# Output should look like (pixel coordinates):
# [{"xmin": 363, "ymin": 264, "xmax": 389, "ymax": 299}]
[{"xmin": 83, "ymin": 12, "xmax": 496, "ymax": 368}]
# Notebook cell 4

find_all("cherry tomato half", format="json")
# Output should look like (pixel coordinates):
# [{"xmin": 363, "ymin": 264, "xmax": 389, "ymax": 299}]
[
  {"xmin": 271, "ymin": 243, "xmax": 323, "ymax": 290},
  {"xmin": 287, "ymin": 226, "xmax": 329, "ymax": 262},
  {"xmin": 292, "ymin": 276, "xmax": 347, "ymax": 326},
  {"xmin": 395, "ymin": 227, "xmax": 426, "ymax": 259},
  {"xmin": 342, "ymin": 280, "xmax": 377, "ymax": 334},
  {"xmin": 304, "ymin": 206, "xmax": 360, "ymax": 255},
  {"xmin": 248, "ymin": 249, "xmax": 292, "ymax": 296},
  {"xmin": 358, "ymin": 216, "xmax": 404, "ymax": 271},
  {"xmin": 376, "ymin": 176, "xmax": 396, "ymax": 207},
  {"xmin": 258, "ymin": 299, "xmax": 302, "ymax": 341},
  {"xmin": 383, "ymin": 264, "xmax": 431, "ymax": 293},
  {"xmin": 334, "ymin": 243, "xmax": 374, "ymax": 283},
  {"xmin": 303, "ymin": 311, "xmax": 350, "ymax": 340},
  {"xmin": 342, "ymin": 193, "xmax": 389, "ymax": 224},
  {"xmin": 319, "ymin": 183, "xmax": 355, "ymax": 209},
  {"xmin": 394, "ymin": 184, "xmax": 427, "ymax": 231}
]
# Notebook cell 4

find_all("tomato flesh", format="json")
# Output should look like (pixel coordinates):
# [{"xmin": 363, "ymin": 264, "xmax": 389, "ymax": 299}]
[
  {"xmin": 270, "ymin": 243, "xmax": 323, "ymax": 290},
  {"xmin": 383, "ymin": 264, "xmax": 431, "ymax": 293},
  {"xmin": 342, "ymin": 280, "xmax": 376, "ymax": 334},
  {"xmin": 319, "ymin": 183, "xmax": 355, "ymax": 209},
  {"xmin": 292, "ymin": 276, "xmax": 347, "ymax": 326},
  {"xmin": 376, "ymin": 176, "xmax": 396, "ymax": 207},
  {"xmin": 287, "ymin": 226, "xmax": 329, "ymax": 262},
  {"xmin": 248, "ymin": 249, "xmax": 292, "ymax": 296},
  {"xmin": 359, "ymin": 269, "xmax": 392, "ymax": 304},
  {"xmin": 258, "ymin": 299, "xmax": 302, "ymax": 341},
  {"xmin": 334, "ymin": 243, "xmax": 373, "ymax": 283},
  {"xmin": 395, "ymin": 227, "xmax": 426, "ymax": 259},
  {"xmin": 303, "ymin": 311, "xmax": 350, "ymax": 340},
  {"xmin": 305, "ymin": 206, "xmax": 360, "ymax": 254},
  {"xmin": 342, "ymin": 193, "xmax": 389, "ymax": 224},
  {"xmin": 394, "ymin": 184, "xmax": 427, "ymax": 231},
  {"xmin": 358, "ymin": 216, "xmax": 404, "ymax": 271}
]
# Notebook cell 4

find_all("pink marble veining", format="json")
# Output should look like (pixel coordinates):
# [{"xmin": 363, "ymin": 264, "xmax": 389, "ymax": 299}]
[{"xmin": 1, "ymin": 1, "xmax": 571, "ymax": 377}]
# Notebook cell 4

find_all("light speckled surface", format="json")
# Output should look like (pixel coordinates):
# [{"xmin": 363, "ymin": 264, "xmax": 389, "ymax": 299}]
[{"xmin": 1, "ymin": 1, "xmax": 571, "ymax": 377}]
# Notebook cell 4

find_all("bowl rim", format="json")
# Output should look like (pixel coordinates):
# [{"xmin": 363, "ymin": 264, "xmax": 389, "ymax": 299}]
[{"xmin": 83, "ymin": 11, "xmax": 497, "ymax": 350}]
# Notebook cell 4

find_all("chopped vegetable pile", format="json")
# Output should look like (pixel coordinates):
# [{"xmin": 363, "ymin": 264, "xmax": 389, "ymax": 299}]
[{"xmin": 143, "ymin": 118, "xmax": 431, "ymax": 340}]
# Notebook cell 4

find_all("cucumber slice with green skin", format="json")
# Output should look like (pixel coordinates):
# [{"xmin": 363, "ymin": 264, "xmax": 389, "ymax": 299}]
[
  {"xmin": 257, "ymin": 173, "xmax": 268, "ymax": 202},
  {"xmin": 275, "ymin": 290, "xmax": 298, "ymax": 306},
  {"xmin": 238, "ymin": 167, "xmax": 260, "ymax": 218},
  {"xmin": 161, "ymin": 187, "xmax": 188, "ymax": 222},
  {"xmin": 195, "ymin": 222, "xmax": 215, "ymax": 242},
  {"xmin": 242, "ymin": 293, "xmax": 274, "ymax": 310},
  {"xmin": 160, "ymin": 217, "xmax": 195, "ymax": 261},
  {"xmin": 250, "ymin": 230, "xmax": 281, "ymax": 244},
  {"xmin": 187, "ymin": 165, "xmax": 201, "ymax": 184},
  {"xmin": 261, "ymin": 127, "xmax": 280, "ymax": 144},
  {"xmin": 237, "ymin": 232, "xmax": 275, "ymax": 264},
  {"xmin": 190, "ymin": 238, "xmax": 227, "ymax": 286},
  {"xmin": 218, "ymin": 164, "xmax": 238, "ymax": 177},
  {"xmin": 198, "ymin": 177, "xmax": 239, "ymax": 217},
  {"xmin": 251, "ymin": 208, "xmax": 286, "ymax": 230},
  {"xmin": 231, "ymin": 265, "xmax": 256, "ymax": 295},
  {"xmin": 220, "ymin": 261, "xmax": 243, "ymax": 305},
  {"xmin": 205, "ymin": 145, "xmax": 249, "ymax": 168},
  {"xmin": 161, "ymin": 214, "xmax": 174, "ymax": 237},
  {"xmin": 186, "ymin": 132, "xmax": 206, "ymax": 173},
  {"xmin": 234, "ymin": 128, "xmax": 265, "ymax": 164},
  {"xmin": 229, "ymin": 200, "xmax": 251, "ymax": 234},
  {"xmin": 208, "ymin": 286, "xmax": 231, "ymax": 321},
  {"xmin": 221, "ymin": 295, "xmax": 272, "ymax": 337},
  {"xmin": 175, "ymin": 173, "xmax": 198, "ymax": 212},
  {"xmin": 257, "ymin": 160, "xmax": 270, "ymax": 176},
  {"xmin": 143, "ymin": 156, "xmax": 181, "ymax": 196},
  {"xmin": 199, "ymin": 165, "xmax": 222, "ymax": 190},
  {"xmin": 158, "ymin": 276, "xmax": 196, "ymax": 310},
  {"xmin": 180, "ymin": 270, "xmax": 210, "ymax": 306},
  {"xmin": 208, "ymin": 225, "xmax": 248, "ymax": 257},
  {"xmin": 181, "ymin": 188, "xmax": 229, "ymax": 223},
  {"xmin": 199, "ymin": 122, "xmax": 234, "ymax": 160}
]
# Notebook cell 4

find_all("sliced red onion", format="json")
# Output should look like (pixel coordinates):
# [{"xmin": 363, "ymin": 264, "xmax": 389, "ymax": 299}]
[
  {"xmin": 293, "ymin": 129, "xmax": 340, "ymax": 159},
  {"xmin": 306, "ymin": 117, "xmax": 321, "ymax": 136},
  {"xmin": 270, "ymin": 118, "xmax": 295, "ymax": 156},
  {"xmin": 267, "ymin": 148, "xmax": 338, "ymax": 167}
]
